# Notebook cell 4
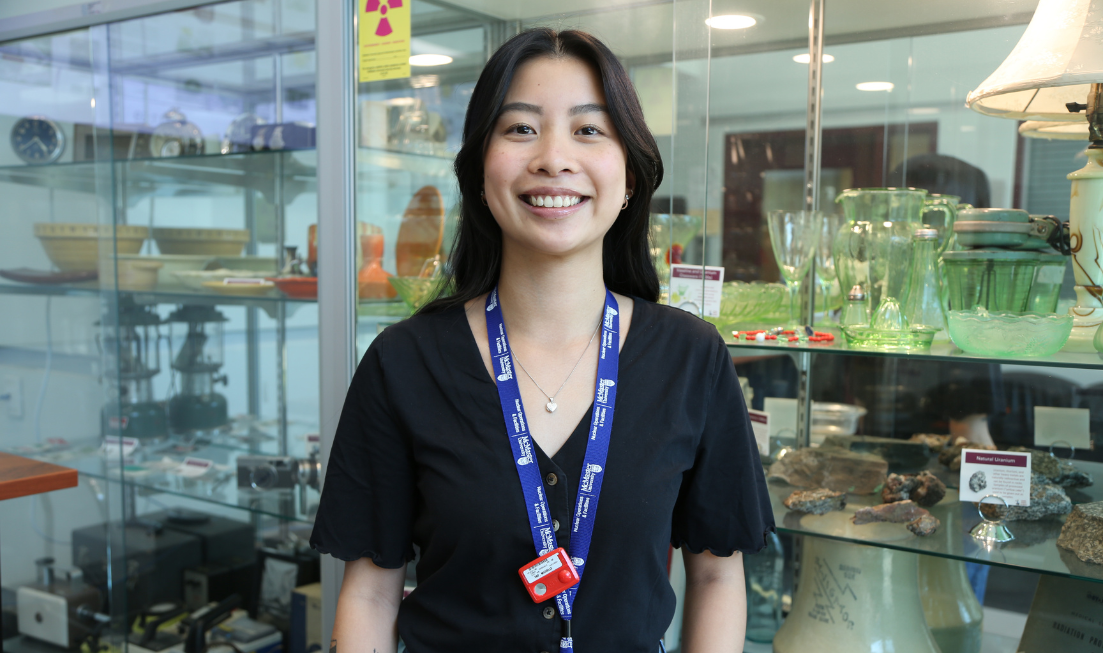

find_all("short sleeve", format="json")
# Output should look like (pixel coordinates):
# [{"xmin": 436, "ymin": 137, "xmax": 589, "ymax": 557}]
[
  {"xmin": 670, "ymin": 338, "xmax": 775, "ymax": 555},
  {"xmin": 309, "ymin": 339, "xmax": 415, "ymax": 568}
]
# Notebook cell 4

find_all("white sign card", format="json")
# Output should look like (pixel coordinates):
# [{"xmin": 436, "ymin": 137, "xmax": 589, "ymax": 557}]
[
  {"xmin": 1033, "ymin": 406, "xmax": 1091, "ymax": 450},
  {"xmin": 102, "ymin": 436, "xmax": 139, "ymax": 459},
  {"xmin": 171, "ymin": 457, "xmax": 215, "ymax": 478},
  {"xmin": 958, "ymin": 449, "xmax": 1032, "ymax": 506},
  {"xmin": 669, "ymin": 264, "xmax": 724, "ymax": 318},
  {"xmin": 748, "ymin": 409, "xmax": 770, "ymax": 457},
  {"xmin": 1017, "ymin": 575, "xmax": 1103, "ymax": 653}
]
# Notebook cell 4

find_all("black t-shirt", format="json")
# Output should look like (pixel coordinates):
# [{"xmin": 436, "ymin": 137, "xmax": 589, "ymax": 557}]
[{"xmin": 310, "ymin": 298, "xmax": 774, "ymax": 653}]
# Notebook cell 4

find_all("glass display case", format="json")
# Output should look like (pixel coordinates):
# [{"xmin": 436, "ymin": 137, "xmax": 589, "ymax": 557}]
[
  {"xmin": 1, "ymin": 3, "xmax": 325, "ymax": 653},
  {"xmin": 5, "ymin": 0, "xmax": 1101, "ymax": 652}
]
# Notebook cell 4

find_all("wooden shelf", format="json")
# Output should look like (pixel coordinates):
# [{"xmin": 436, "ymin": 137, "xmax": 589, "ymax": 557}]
[{"xmin": 0, "ymin": 452, "xmax": 77, "ymax": 501}]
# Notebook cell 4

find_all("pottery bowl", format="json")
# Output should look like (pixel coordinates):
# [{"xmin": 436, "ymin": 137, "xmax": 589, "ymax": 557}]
[
  {"xmin": 947, "ymin": 309, "xmax": 1072, "ymax": 357},
  {"xmin": 98, "ymin": 257, "xmax": 163, "ymax": 291},
  {"xmin": 153, "ymin": 228, "xmax": 250, "ymax": 256},
  {"xmin": 34, "ymin": 223, "xmax": 148, "ymax": 271}
]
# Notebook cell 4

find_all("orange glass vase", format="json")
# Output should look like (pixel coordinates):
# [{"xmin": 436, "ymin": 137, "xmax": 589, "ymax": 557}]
[{"xmin": 358, "ymin": 233, "xmax": 396, "ymax": 299}]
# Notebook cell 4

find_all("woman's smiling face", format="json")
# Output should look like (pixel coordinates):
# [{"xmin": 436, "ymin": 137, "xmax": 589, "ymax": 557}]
[{"xmin": 483, "ymin": 55, "xmax": 633, "ymax": 258}]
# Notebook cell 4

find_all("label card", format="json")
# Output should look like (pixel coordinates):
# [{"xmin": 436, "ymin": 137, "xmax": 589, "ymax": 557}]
[
  {"xmin": 171, "ymin": 457, "xmax": 214, "ymax": 478},
  {"xmin": 669, "ymin": 264, "xmax": 724, "ymax": 318},
  {"xmin": 958, "ymin": 449, "xmax": 1032, "ymax": 506},
  {"xmin": 748, "ymin": 409, "xmax": 770, "ymax": 457},
  {"xmin": 1017, "ymin": 575, "xmax": 1103, "ymax": 653},
  {"xmin": 1034, "ymin": 406, "xmax": 1091, "ymax": 450},
  {"xmin": 102, "ymin": 436, "xmax": 139, "ymax": 459}
]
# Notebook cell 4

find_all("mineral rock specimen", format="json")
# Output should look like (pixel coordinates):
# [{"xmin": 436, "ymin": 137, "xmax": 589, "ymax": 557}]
[
  {"xmin": 1008, "ymin": 446, "xmax": 1093, "ymax": 489},
  {"xmin": 783, "ymin": 488, "xmax": 847, "ymax": 515},
  {"xmin": 979, "ymin": 473, "xmax": 1072, "ymax": 522},
  {"xmin": 822, "ymin": 435, "xmax": 931, "ymax": 472},
  {"xmin": 941, "ymin": 443, "xmax": 998, "ymax": 471},
  {"xmin": 852, "ymin": 500, "xmax": 929, "ymax": 525},
  {"xmin": 881, "ymin": 471, "xmax": 947, "ymax": 508},
  {"xmin": 906, "ymin": 513, "xmax": 940, "ymax": 537},
  {"xmin": 1057, "ymin": 502, "xmax": 1103, "ymax": 565},
  {"xmin": 908, "ymin": 433, "xmax": 950, "ymax": 452},
  {"xmin": 767, "ymin": 446, "xmax": 888, "ymax": 495}
]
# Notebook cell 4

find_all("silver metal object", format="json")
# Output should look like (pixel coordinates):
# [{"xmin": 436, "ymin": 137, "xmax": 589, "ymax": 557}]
[{"xmin": 969, "ymin": 494, "xmax": 1015, "ymax": 544}]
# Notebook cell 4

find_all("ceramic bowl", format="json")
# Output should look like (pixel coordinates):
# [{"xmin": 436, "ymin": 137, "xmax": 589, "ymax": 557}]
[
  {"xmin": 152, "ymin": 228, "xmax": 250, "ymax": 256},
  {"xmin": 947, "ymin": 309, "xmax": 1072, "ymax": 357},
  {"xmin": 117, "ymin": 254, "xmax": 215, "ymax": 291},
  {"xmin": 269, "ymin": 276, "xmax": 317, "ymax": 299},
  {"xmin": 34, "ymin": 223, "xmax": 148, "ymax": 271},
  {"xmin": 388, "ymin": 276, "xmax": 442, "ymax": 310},
  {"xmin": 98, "ymin": 257, "xmax": 163, "ymax": 291}
]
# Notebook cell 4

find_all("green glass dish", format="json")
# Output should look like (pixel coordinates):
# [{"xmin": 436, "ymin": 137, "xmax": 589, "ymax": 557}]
[
  {"xmin": 389, "ymin": 276, "xmax": 443, "ymax": 311},
  {"xmin": 947, "ymin": 309, "xmax": 1072, "ymax": 357},
  {"xmin": 841, "ymin": 324, "xmax": 938, "ymax": 351},
  {"xmin": 943, "ymin": 250, "xmax": 1041, "ymax": 313}
]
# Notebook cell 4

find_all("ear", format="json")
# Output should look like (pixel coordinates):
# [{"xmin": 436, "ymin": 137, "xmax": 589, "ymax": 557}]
[{"xmin": 625, "ymin": 168, "xmax": 637, "ymax": 197}]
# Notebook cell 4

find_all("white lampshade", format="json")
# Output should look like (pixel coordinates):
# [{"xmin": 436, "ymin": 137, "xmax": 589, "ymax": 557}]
[
  {"xmin": 966, "ymin": 0, "xmax": 1103, "ymax": 121},
  {"xmin": 1019, "ymin": 119, "xmax": 1090, "ymax": 139}
]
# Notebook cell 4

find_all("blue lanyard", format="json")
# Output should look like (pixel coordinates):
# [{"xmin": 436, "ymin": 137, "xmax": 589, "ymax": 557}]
[{"xmin": 485, "ymin": 287, "xmax": 620, "ymax": 652}]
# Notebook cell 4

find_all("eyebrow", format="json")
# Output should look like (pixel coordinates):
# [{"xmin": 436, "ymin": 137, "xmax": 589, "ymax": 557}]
[{"xmin": 497, "ymin": 102, "xmax": 608, "ymax": 117}]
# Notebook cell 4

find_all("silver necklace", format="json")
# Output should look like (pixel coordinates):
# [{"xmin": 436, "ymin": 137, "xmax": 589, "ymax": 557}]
[{"xmin": 511, "ymin": 321, "xmax": 601, "ymax": 413}]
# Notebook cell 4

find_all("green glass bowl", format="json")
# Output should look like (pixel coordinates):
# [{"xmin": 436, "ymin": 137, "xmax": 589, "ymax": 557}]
[
  {"xmin": 947, "ymin": 310, "xmax": 1072, "ymax": 357},
  {"xmin": 388, "ymin": 276, "xmax": 442, "ymax": 311},
  {"xmin": 841, "ymin": 325, "xmax": 938, "ymax": 351}
]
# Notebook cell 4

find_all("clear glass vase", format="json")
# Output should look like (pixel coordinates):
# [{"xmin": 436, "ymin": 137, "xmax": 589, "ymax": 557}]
[{"xmin": 903, "ymin": 229, "xmax": 947, "ymax": 334}]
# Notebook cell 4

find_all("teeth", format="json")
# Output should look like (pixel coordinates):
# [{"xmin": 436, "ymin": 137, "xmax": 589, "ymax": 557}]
[{"xmin": 527, "ymin": 195, "xmax": 581, "ymax": 207}]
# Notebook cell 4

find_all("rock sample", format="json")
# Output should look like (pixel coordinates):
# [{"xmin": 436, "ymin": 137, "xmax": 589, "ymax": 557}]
[
  {"xmin": 940, "ymin": 443, "xmax": 998, "ymax": 471},
  {"xmin": 906, "ymin": 514, "xmax": 940, "ymax": 537},
  {"xmin": 821, "ymin": 435, "xmax": 931, "ymax": 472},
  {"xmin": 978, "ymin": 473, "xmax": 1072, "ymax": 522},
  {"xmin": 1057, "ymin": 502, "xmax": 1103, "ymax": 565},
  {"xmin": 783, "ymin": 488, "xmax": 847, "ymax": 515},
  {"xmin": 1008, "ymin": 446, "xmax": 1093, "ymax": 489},
  {"xmin": 968, "ymin": 471, "xmax": 987, "ymax": 492},
  {"xmin": 767, "ymin": 446, "xmax": 888, "ymax": 495},
  {"xmin": 882, "ymin": 471, "xmax": 947, "ymax": 508},
  {"xmin": 852, "ymin": 500, "xmax": 929, "ymax": 525},
  {"xmin": 908, "ymin": 433, "xmax": 950, "ymax": 452}
]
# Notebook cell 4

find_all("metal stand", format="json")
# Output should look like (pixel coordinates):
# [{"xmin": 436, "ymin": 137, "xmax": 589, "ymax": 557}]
[{"xmin": 969, "ymin": 494, "xmax": 1015, "ymax": 544}]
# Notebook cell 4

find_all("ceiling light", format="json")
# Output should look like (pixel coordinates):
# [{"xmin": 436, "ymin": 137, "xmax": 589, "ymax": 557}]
[
  {"xmin": 793, "ymin": 53, "xmax": 834, "ymax": 64},
  {"xmin": 856, "ymin": 81, "xmax": 894, "ymax": 92},
  {"xmin": 409, "ymin": 54, "xmax": 452, "ymax": 66},
  {"xmin": 706, "ymin": 14, "xmax": 757, "ymax": 29}
]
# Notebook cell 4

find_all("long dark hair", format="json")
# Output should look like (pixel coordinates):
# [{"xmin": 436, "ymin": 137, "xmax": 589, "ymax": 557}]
[{"xmin": 420, "ymin": 28, "xmax": 663, "ymax": 313}]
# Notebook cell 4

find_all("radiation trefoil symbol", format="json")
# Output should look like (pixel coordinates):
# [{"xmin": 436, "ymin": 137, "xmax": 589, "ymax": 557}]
[{"xmin": 366, "ymin": 0, "xmax": 403, "ymax": 37}]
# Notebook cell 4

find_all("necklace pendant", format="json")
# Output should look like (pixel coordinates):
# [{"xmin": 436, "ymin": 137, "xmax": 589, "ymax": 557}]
[{"xmin": 546, "ymin": 401, "xmax": 558, "ymax": 413}]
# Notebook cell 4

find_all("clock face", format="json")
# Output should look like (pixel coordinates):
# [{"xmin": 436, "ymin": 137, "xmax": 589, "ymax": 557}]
[{"xmin": 11, "ymin": 116, "xmax": 65, "ymax": 165}]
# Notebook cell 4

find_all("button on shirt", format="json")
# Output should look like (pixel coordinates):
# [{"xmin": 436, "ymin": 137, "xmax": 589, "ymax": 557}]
[{"xmin": 310, "ymin": 299, "xmax": 774, "ymax": 653}]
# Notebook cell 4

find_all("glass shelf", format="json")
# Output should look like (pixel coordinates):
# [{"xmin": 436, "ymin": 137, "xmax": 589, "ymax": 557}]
[
  {"xmin": 770, "ymin": 458, "xmax": 1103, "ymax": 586},
  {"xmin": 724, "ymin": 326, "xmax": 1103, "ymax": 370},
  {"xmin": 0, "ymin": 147, "xmax": 455, "ymax": 198},
  {"xmin": 3, "ymin": 436, "xmax": 316, "ymax": 525}
]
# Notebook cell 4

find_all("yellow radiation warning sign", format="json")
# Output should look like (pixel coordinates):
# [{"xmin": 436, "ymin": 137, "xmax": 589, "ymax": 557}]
[{"xmin": 359, "ymin": 0, "xmax": 411, "ymax": 82}]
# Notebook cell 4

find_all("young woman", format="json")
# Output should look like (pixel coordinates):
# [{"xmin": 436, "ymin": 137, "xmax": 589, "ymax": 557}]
[{"xmin": 311, "ymin": 28, "xmax": 773, "ymax": 653}]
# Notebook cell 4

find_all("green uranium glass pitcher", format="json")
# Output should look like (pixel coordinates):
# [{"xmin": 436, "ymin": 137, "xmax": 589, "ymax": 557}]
[
  {"xmin": 833, "ymin": 188, "xmax": 928, "ymax": 314},
  {"xmin": 922, "ymin": 193, "xmax": 959, "ymax": 254}
]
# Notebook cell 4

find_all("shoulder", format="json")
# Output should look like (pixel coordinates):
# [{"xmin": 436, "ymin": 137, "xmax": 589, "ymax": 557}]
[
  {"xmin": 631, "ymin": 299, "xmax": 727, "ymax": 347},
  {"xmin": 626, "ymin": 299, "xmax": 728, "ymax": 370},
  {"xmin": 366, "ymin": 305, "xmax": 469, "ymax": 362}
]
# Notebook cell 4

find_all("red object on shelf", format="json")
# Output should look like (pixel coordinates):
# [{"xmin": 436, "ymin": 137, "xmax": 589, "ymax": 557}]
[
  {"xmin": 269, "ymin": 276, "xmax": 318, "ymax": 299},
  {"xmin": 0, "ymin": 453, "xmax": 77, "ymax": 502}
]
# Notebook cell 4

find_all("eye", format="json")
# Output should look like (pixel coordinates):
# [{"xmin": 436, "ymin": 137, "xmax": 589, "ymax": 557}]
[
  {"xmin": 506, "ymin": 123, "xmax": 535, "ymax": 135},
  {"xmin": 577, "ymin": 124, "xmax": 604, "ymax": 137}
]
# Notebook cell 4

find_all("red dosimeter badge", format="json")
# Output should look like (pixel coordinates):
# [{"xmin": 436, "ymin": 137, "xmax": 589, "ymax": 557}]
[{"xmin": 518, "ymin": 547, "xmax": 580, "ymax": 603}]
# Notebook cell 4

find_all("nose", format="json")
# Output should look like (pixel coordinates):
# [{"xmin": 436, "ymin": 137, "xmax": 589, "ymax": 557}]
[{"xmin": 528, "ymin": 127, "xmax": 578, "ymax": 177}]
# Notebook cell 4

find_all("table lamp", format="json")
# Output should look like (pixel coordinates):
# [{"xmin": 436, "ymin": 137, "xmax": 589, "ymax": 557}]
[{"xmin": 966, "ymin": 0, "xmax": 1103, "ymax": 351}]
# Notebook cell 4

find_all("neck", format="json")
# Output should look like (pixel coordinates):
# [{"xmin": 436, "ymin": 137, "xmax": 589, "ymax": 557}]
[{"xmin": 497, "ymin": 240, "xmax": 607, "ymax": 343}]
